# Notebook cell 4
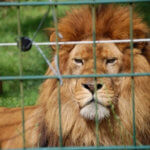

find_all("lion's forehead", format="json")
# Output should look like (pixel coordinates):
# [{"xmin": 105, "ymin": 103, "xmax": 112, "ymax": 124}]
[{"xmin": 71, "ymin": 42, "xmax": 122, "ymax": 60}]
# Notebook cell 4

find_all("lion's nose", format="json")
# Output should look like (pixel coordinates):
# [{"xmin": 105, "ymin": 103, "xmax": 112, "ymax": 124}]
[{"xmin": 82, "ymin": 83, "xmax": 103, "ymax": 94}]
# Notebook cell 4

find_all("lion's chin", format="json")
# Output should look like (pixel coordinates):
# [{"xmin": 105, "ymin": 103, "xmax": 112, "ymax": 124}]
[{"xmin": 80, "ymin": 102, "xmax": 110, "ymax": 121}]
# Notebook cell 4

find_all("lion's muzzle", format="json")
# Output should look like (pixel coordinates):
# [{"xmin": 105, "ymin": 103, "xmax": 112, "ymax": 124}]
[{"xmin": 76, "ymin": 81, "xmax": 115, "ymax": 121}]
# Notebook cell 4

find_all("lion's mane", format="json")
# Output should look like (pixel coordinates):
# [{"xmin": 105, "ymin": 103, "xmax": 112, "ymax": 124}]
[{"xmin": 0, "ymin": 5, "xmax": 150, "ymax": 148}]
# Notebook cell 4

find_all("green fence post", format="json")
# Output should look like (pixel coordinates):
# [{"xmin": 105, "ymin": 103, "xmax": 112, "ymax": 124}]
[
  {"xmin": 92, "ymin": 3, "xmax": 100, "ymax": 146},
  {"xmin": 129, "ymin": 3, "xmax": 136, "ymax": 146},
  {"xmin": 52, "ymin": 0, "xmax": 63, "ymax": 147},
  {"xmin": 17, "ymin": 0, "xmax": 26, "ymax": 148}
]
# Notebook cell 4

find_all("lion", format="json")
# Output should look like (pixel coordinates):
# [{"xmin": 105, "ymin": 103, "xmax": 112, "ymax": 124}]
[{"xmin": 0, "ymin": 5, "xmax": 150, "ymax": 148}]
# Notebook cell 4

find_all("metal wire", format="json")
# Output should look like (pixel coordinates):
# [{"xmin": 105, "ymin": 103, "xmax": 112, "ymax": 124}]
[
  {"xmin": 31, "ymin": 6, "xmax": 50, "ymax": 42},
  {"xmin": 1, "ymin": 38, "xmax": 150, "ymax": 47},
  {"xmin": 34, "ymin": 43, "xmax": 63, "ymax": 84}
]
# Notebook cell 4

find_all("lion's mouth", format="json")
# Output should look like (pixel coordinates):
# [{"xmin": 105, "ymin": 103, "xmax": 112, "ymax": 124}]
[
  {"xmin": 80, "ymin": 98, "xmax": 110, "ymax": 121},
  {"xmin": 86, "ymin": 98, "xmax": 98, "ymax": 105},
  {"xmin": 84, "ymin": 98, "xmax": 110, "ymax": 108}
]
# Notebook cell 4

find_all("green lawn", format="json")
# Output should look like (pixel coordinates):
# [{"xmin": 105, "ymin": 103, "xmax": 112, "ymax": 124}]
[{"xmin": 0, "ymin": 2, "xmax": 149, "ymax": 107}]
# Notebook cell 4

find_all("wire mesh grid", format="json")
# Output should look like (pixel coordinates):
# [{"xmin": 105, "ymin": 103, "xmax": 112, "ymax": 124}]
[{"xmin": 0, "ymin": 0, "xmax": 150, "ymax": 149}]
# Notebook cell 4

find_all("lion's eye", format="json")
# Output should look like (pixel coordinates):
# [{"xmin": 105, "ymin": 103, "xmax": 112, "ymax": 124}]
[
  {"xmin": 106, "ymin": 58, "xmax": 117, "ymax": 64},
  {"xmin": 74, "ymin": 58, "xmax": 84, "ymax": 65}
]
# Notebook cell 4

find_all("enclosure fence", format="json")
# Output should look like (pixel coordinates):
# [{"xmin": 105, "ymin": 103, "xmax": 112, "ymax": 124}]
[{"xmin": 0, "ymin": 0, "xmax": 150, "ymax": 150}]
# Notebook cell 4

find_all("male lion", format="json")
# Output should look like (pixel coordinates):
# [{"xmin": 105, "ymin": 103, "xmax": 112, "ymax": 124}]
[{"xmin": 0, "ymin": 5, "xmax": 150, "ymax": 148}]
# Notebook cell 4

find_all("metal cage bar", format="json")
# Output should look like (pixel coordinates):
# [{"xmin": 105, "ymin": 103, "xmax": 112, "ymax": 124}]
[
  {"xmin": 10, "ymin": 145, "xmax": 150, "ymax": 150},
  {"xmin": 17, "ymin": 1, "xmax": 26, "ymax": 148},
  {"xmin": 129, "ymin": 3, "xmax": 136, "ymax": 145},
  {"xmin": 0, "ymin": 73, "xmax": 150, "ymax": 81},
  {"xmin": 52, "ymin": 0, "xmax": 63, "ymax": 146},
  {"xmin": 92, "ymin": 3, "xmax": 100, "ymax": 146},
  {"xmin": 0, "ymin": 0, "xmax": 150, "ymax": 7}
]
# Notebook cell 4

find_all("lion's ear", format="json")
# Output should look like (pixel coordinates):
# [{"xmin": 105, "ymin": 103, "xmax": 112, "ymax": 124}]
[
  {"xmin": 49, "ymin": 29, "xmax": 74, "ymax": 52},
  {"xmin": 142, "ymin": 42, "xmax": 150, "ymax": 64},
  {"xmin": 43, "ymin": 28, "xmax": 55, "ymax": 38},
  {"xmin": 134, "ymin": 39, "xmax": 150, "ymax": 64}
]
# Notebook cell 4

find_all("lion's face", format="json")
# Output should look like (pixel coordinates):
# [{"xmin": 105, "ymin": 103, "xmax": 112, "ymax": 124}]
[{"xmin": 66, "ymin": 41, "xmax": 123, "ymax": 121}]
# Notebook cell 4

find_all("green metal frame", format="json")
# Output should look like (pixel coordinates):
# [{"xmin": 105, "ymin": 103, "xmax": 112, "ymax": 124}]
[
  {"xmin": 10, "ymin": 145, "xmax": 150, "ymax": 150},
  {"xmin": 0, "ymin": 73, "xmax": 150, "ymax": 81},
  {"xmin": 0, "ymin": 0, "xmax": 150, "ymax": 7},
  {"xmin": 0, "ymin": 0, "xmax": 150, "ymax": 149}
]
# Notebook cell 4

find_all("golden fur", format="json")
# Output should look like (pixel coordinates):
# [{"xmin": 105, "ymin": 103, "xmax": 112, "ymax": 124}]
[{"xmin": 0, "ymin": 5, "xmax": 150, "ymax": 148}]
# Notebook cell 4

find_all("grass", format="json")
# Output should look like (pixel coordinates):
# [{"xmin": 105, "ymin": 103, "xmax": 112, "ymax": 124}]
[
  {"xmin": 0, "ymin": 2, "xmax": 150, "ymax": 108},
  {"xmin": 0, "ymin": 4, "xmax": 70, "ymax": 107}
]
